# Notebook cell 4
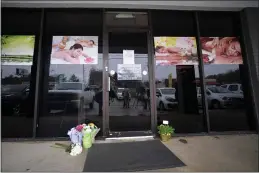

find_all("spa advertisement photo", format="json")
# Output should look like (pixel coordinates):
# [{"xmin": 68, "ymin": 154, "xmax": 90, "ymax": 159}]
[
  {"xmin": 154, "ymin": 37, "xmax": 198, "ymax": 66},
  {"xmin": 51, "ymin": 36, "xmax": 98, "ymax": 64},
  {"xmin": 200, "ymin": 37, "xmax": 243, "ymax": 64},
  {"xmin": 1, "ymin": 35, "xmax": 36, "ymax": 65}
]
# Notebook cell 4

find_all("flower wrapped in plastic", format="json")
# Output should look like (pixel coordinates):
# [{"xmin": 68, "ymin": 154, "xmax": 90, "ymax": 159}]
[
  {"xmin": 81, "ymin": 123, "xmax": 100, "ymax": 149},
  {"xmin": 87, "ymin": 123, "xmax": 100, "ymax": 143},
  {"xmin": 67, "ymin": 128, "xmax": 83, "ymax": 145},
  {"xmin": 67, "ymin": 127, "xmax": 83, "ymax": 156}
]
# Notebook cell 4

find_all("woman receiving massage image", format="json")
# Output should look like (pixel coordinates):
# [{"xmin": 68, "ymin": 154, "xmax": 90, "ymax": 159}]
[
  {"xmin": 51, "ymin": 43, "xmax": 92, "ymax": 64},
  {"xmin": 76, "ymin": 39, "xmax": 96, "ymax": 48},
  {"xmin": 52, "ymin": 36, "xmax": 96, "ymax": 52},
  {"xmin": 155, "ymin": 45, "xmax": 194, "ymax": 64},
  {"xmin": 200, "ymin": 37, "xmax": 242, "ymax": 64},
  {"xmin": 154, "ymin": 37, "xmax": 196, "ymax": 64}
]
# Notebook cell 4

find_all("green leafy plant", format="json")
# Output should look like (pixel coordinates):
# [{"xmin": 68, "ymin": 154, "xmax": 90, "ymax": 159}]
[{"xmin": 157, "ymin": 124, "xmax": 175, "ymax": 135}]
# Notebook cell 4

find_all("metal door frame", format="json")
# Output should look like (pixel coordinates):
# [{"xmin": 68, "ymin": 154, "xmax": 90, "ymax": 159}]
[{"xmin": 102, "ymin": 10, "xmax": 157, "ymax": 136}]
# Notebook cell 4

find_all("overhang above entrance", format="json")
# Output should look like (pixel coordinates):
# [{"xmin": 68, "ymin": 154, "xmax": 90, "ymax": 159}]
[{"xmin": 2, "ymin": 0, "xmax": 258, "ymax": 11}]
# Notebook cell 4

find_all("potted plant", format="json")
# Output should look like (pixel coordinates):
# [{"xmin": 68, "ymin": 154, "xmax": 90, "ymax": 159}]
[{"xmin": 157, "ymin": 124, "xmax": 175, "ymax": 142}]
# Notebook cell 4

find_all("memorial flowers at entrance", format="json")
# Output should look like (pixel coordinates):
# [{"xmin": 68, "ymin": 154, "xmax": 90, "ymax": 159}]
[{"xmin": 67, "ymin": 123, "xmax": 100, "ymax": 156}]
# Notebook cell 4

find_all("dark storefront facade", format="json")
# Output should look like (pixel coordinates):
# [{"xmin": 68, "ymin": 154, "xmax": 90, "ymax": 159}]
[{"xmin": 1, "ymin": 2, "xmax": 259, "ymax": 139}]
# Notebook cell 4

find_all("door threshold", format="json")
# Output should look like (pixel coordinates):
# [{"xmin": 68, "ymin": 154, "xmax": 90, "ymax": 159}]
[
  {"xmin": 105, "ymin": 136, "xmax": 154, "ymax": 143},
  {"xmin": 104, "ymin": 131, "xmax": 155, "ymax": 142}
]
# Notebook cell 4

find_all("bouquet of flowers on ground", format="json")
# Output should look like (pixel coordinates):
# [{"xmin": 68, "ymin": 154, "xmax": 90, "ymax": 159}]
[
  {"xmin": 67, "ymin": 123, "xmax": 100, "ymax": 156},
  {"xmin": 82, "ymin": 123, "xmax": 100, "ymax": 149}
]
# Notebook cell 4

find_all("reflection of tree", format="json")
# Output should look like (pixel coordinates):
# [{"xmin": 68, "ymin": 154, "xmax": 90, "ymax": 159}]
[
  {"xmin": 2, "ymin": 74, "xmax": 31, "ymax": 85},
  {"xmin": 206, "ymin": 69, "xmax": 240, "ymax": 84},
  {"xmin": 88, "ymin": 68, "xmax": 102, "ymax": 86},
  {"xmin": 69, "ymin": 74, "xmax": 79, "ymax": 82},
  {"xmin": 49, "ymin": 74, "xmax": 67, "ymax": 83}
]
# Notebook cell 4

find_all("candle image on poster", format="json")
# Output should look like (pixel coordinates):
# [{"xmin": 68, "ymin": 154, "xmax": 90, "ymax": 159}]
[
  {"xmin": 200, "ymin": 37, "xmax": 243, "ymax": 64},
  {"xmin": 117, "ymin": 64, "xmax": 142, "ymax": 80},
  {"xmin": 51, "ymin": 36, "xmax": 98, "ymax": 64},
  {"xmin": 154, "ymin": 37, "xmax": 198, "ymax": 66},
  {"xmin": 1, "ymin": 35, "xmax": 36, "ymax": 65}
]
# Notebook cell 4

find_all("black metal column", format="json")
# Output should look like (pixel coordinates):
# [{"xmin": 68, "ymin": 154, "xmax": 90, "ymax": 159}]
[
  {"xmin": 239, "ymin": 9, "xmax": 259, "ymax": 132},
  {"xmin": 194, "ymin": 12, "xmax": 210, "ymax": 133},
  {"xmin": 147, "ymin": 10, "xmax": 157, "ymax": 134},
  {"xmin": 32, "ymin": 9, "xmax": 45, "ymax": 138},
  {"xmin": 102, "ymin": 9, "xmax": 110, "ymax": 137}
]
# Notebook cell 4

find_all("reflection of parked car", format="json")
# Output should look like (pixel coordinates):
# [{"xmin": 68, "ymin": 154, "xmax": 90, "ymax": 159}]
[
  {"xmin": 116, "ymin": 88, "xmax": 124, "ymax": 100},
  {"xmin": 156, "ymin": 88, "xmax": 177, "ymax": 110},
  {"xmin": 49, "ymin": 82, "xmax": 95, "ymax": 111},
  {"xmin": 197, "ymin": 86, "xmax": 244, "ymax": 109},
  {"xmin": 1, "ymin": 84, "xmax": 31, "ymax": 116},
  {"xmin": 221, "ymin": 84, "xmax": 243, "ymax": 94}
]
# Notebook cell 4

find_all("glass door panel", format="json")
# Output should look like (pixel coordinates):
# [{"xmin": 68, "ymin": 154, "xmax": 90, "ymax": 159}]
[{"xmin": 107, "ymin": 32, "xmax": 151, "ymax": 132}]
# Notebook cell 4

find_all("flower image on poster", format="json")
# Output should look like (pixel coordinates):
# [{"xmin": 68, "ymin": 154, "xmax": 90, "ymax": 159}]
[
  {"xmin": 51, "ymin": 36, "xmax": 98, "ymax": 64},
  {"xmin": 200, "ymin": 37, "xmax": 243, "ymax": 64},
  {"xmin": 154, "ymin": 37, "xmax": 198, "ymax": 66},
  {"xmin": 1, "ymin": 35, "xmax": 36, "ymax": 65}
]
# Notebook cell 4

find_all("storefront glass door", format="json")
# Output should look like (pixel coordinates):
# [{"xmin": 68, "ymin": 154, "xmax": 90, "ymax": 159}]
[{"xmin": 106, "ymin": 31, "xmax": 151, "ymax": 133}]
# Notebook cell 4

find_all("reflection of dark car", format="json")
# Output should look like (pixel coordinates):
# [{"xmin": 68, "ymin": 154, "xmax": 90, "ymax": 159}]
[{"xmin": 1, "ymin": 84, "xmax": 31, "ymax": 116}]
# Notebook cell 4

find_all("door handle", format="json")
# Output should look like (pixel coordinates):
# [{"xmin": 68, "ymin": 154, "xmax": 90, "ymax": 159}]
[{"xmin": 108, "ymin": 77, "xmax": 110, "ymax": 92}]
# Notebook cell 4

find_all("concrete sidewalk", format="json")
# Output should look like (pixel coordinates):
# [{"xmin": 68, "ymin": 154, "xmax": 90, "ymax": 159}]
[{"xmin": 1, "ymin": 134, "xmax": 258, "ymax": 172}]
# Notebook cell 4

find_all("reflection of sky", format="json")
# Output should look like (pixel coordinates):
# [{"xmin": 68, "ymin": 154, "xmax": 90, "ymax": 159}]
[
  {"xmin": 1, "ymin": 54, "xmax": 239, "ymax": 83},
  {"xmin": 155, "ymin": 64, "xmax": 239, "ymax": 80}
]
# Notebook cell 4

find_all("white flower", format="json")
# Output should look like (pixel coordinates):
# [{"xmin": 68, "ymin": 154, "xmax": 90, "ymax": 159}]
[{"xmin": 70, "ymin": 143, "xmax": 82, "ymax": 156}]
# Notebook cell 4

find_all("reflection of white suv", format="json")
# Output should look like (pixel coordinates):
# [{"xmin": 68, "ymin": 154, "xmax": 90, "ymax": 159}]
[
  {"xmin": 51, "ymin": 82, "xmax": 95, "ymax": 109},
  {"xmin": 156, "ymin": 88, "xmax": 177, "ymax": 110},
  {"xmin": 197, "ymin": 86, "xmax": 244, "ymax": 109},
  {"xmin": 221, "ymin": 84, "xmax": 243, "ymax": 94}
]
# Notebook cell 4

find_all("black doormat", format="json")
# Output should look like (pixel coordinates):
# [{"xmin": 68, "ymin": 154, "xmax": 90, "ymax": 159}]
[{"xmin": 83, "ymin": 140, "xmax": 185, "ymax": 172}]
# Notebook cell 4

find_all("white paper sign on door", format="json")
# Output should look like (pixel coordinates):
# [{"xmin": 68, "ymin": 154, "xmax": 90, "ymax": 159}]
[{"xmin": 123, "ymin": 50, "xmax": 135, "ymax": 64}]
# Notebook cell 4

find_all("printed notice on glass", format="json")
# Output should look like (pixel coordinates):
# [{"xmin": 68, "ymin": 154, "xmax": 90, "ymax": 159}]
[
  {"xmin": 123, "ymin": 50, "xmax": 135, "ymax": 64},
  {"xmin": 117, "ymin": 64, "xmax": 142, "ymax": 80}
]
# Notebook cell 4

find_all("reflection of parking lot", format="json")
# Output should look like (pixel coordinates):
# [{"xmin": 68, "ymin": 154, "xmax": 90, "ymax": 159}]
[
  {"xmin": 38, "ymin": 98, "xmax": 249, "ymax": 136},
  {"xmin": 48, "ymin": 98, "xmax": 150, "ymax": 117},
  {"xmin": 157, "ymin": 108, "xmax": 249, "ymax": 133},
  {"xmin": 109, "ymin": 99, "xmax": 150, "ymax": 116}
]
